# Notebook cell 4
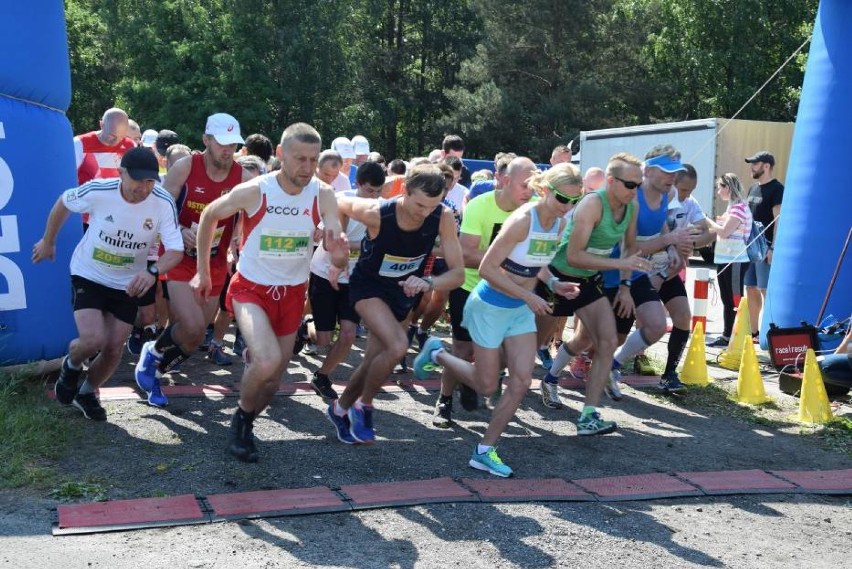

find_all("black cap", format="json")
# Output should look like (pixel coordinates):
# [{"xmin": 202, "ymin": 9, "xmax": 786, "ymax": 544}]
[
  {"xmin": 120, "ymin": 147, "xmax": 160, "ymax": 181},
  {"xmin": 745, "ymin": 150, "xmax": 775, "ymax": 167},
  {"xmin": 155, "ymin": 129, "xmax": 180, "ymax": 156}
]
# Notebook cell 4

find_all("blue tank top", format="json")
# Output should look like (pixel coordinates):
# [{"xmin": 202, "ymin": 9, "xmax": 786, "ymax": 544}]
[
  {"xmin": 352, "ymin": 198, "xmax": 442, "ymax": 283},
  {"xmin": 603, "ymin": 185, "xmax": 669, "ymax": 288}
]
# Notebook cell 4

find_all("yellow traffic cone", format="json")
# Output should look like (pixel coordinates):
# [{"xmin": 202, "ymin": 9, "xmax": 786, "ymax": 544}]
[
  {"xmin": 736, "ymin": 334, "xmax": 768, "ymax": 404},
  {"xmin": 681, "ymin": 321, "xmax": 709, "ymax": 385},
  {"xmin": 797, "ymin": 349, "xmax": 833, "ymax": 424},
  {"xmin": 719, "ymin": 297, "xmax": 751, "ymax": 371}
]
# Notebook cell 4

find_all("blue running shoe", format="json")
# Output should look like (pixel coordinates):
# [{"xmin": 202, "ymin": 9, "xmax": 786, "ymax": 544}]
[
  {"xmin": 326, "ymin": 404, "xmax": 356, "ymax": 444},
  {"xmin": 207, "ymin": 343, "xmax": 233, "ymax": 366},
  {"xmin": 126, "ymin": 327, "xmax": 144, "ymax": 356},
  {"xmin": 135, "ymin": 341, "xmax": 163, "ymax": 393},
  {"xmin": 147, "ymin": 377, "xmax": 168, "ymax": 407},
  {"xmin": 233, "ymin": 330, "xmax": 247, "ymax": 359},
  {"xmin": 348, "ymin": 405, "xmax": 375, "ymax": 443},
  {"xmin": 469, "ymin": 447, "xmax": 513, "ymax": 477},
  {"xmin": 199, "ymin": 325, "xmax": 214, "ymax": 352},
  {"xmin": 413, "ymin": 336, "xmax": 443, "ymax": 380},
  {"xmin": 660, "ymin": 371, "xmax": 687, "ymax": 394}
]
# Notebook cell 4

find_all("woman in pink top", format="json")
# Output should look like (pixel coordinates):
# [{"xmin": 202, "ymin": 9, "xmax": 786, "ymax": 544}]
[{"xmin": 706, "ymin": 173, "xmax": 753, "ymax": 347}]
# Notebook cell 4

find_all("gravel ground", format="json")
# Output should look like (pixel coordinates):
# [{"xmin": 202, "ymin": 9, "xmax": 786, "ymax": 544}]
[{"xmin": 2, "ymin": 265, "xmax": 851, "ymax": 567}]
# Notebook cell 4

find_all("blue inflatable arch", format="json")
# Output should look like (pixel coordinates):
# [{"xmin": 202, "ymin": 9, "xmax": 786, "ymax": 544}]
[
  {"xmin": 0, "ymin": 5, "xmax": 79, "ymax": 365},
  {"xmin": 763, "ymin": 0, "xmax": 852, "ymax": 341}
]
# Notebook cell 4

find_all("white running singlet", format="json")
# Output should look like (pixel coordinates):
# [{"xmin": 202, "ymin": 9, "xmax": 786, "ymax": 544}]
[{"xmin": 237, "ymin": 173, "xmax": 322, "ymax": 286}]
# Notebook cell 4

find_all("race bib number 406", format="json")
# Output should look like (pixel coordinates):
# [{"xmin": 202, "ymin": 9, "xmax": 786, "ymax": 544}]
[{"xmin": 379, "ymin": 253, "xmax": 425, "ymax": 278}]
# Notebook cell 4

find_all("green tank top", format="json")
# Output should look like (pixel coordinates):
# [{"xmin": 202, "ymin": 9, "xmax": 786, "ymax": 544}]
[{"xmin": 550, "ymin": 188, "xmax": 634, "ymax": 278}]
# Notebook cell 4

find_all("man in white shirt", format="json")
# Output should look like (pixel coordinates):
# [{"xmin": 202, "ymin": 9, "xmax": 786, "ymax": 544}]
[{"xmin": 32, "ymin": 148, "xmax": 183, "ymax": 421}]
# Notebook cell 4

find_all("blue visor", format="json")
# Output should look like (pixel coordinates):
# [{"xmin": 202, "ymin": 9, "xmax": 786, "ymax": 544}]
[{"xmin": 645, "ymin": 154, "xmax": 686, "ymax": 173}]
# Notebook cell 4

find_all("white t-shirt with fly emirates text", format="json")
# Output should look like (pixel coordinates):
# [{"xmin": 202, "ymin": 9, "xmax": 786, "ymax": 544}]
[{"xmin": 63, "ymin": 178, "xmax": 183, "ymax": 290}]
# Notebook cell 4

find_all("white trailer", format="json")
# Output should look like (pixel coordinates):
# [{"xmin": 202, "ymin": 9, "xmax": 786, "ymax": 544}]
[{"xmin": 579, "ymin": 119, "xmax": 794, "ymax": 217}]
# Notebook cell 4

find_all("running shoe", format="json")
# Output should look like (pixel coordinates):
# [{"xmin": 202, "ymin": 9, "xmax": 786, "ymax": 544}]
[
  {"xmin": 55, "ymin": 355, "xmax": 81, "ymax": 405},
  {"xmin": 568, "ymin": 352, "xmax": 592, "ymax": 379},
  {"xmin": 348, "ymin": 405, "xmax": 375, "ymax": 443},
  {"xmin": 537, "ymin": 347, "xmax": 553, "ymax": 370},
  {"xmin": 633, "ymin": 354, "xmax": 657, "ymax": 376},
  {"xmin": 459, "ymin": 384, "xmax": 480, "ymax": 411},
  {"xmin": 311, "ymin": 372, "xmax": 338, "ymax": 400},
  {"xmin": 576, "ymin": 411, "xmax": 617, "ymax": 436},
  {"xmin": 293, "ymin": 318, "xmax": 310, "ymax": 355},
  {"xmin": 469, "ymin": 447, "xmax": 513, "ymax": 477},
  {"xmin": 206, "ymin": 343, "xmax": 233, "ymax": 366},
  {"xmin": 135, "ymin": 341, "xmax": 163, "ymax": 394},
  {"xmin": 147, "ymin": 377, "xmax": 169, "ymax": 408},
  {"xmin": 706, "ymin": 335, "xmax": 730, "ymax": 348},
  {"xmin": 227, "ymin": 411, "xmax": 259, "ymax": 462},
  {"xmin": 540, "ymin": 380, "xmax": 563, "ymax": 409},
  {"xmin": 413, "ymin": 336, "xmax": 444, "ymax": 380},
  {"xmin": 199, "ymin": 325, "xmax": 214, "ymax": 352},
  {"xmin": 72, "ymin": 392, "xmax": 107, "ymax": 421},
  {"xmin": 326, "ymin": 404, "xmax": 356, "ymax": 444},
  {"xmin": 605, "ymin": 369, "xmax": 623, "ymax": 401},
  {"xmin": 233, "ymin": 330, "xmax": 247, "ymax": 359},
  {"xmin": 659, "ymin": 371, "xmax": 687, "ymax": 394},
  {"xmin": 432, "ymin": 397, "xmax": 453, "ymax": 428},
  {"xmin": 126, "ymin": 327, "xmax": 145, "ymax": 356}
]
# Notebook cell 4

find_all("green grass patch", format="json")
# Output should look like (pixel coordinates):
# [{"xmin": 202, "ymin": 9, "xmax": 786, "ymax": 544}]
[
  {"xmin": 0, "ymin": 368, "xmax": 70, "ymax": 489},
  {"xmin": 50, "ymin": 480, "xmax": 108, "ymax": 502},
  {"xmin": 803, "ymin": 416, "xmax": 852, "ymax": 456},
  {"xmin": 664, "ymin": 380, "xmax": 852, "ymax": 456}
]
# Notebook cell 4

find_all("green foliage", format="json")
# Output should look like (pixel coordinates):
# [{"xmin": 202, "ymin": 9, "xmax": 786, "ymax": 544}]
[
  {"xmin": 50, "ymin": 480, "xmax": 108, "ymax": 502},
  {"xmin": 64, "ymin": 0, "xmax": 819, "ymax": 159},
  {"xmin": 0, "ymin": 370, "xmax": 69, "ymax": 489}
]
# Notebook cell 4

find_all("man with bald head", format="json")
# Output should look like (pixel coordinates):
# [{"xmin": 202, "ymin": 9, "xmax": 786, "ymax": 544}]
[
  {"xmin": 583, "ymin": 167, "xmax": 606, "ymax": 193},
  {"xmin": 74, "ymin": 107, "xmax": 136, "ymax": 186}
]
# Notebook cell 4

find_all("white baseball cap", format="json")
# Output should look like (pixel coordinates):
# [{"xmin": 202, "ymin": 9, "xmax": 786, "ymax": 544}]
[
  {"xmin": 141, "ymin": 129, "xmax": 158, "ymax": 148},
  {"xmin": 352, "ymin": 135, "xmax": 370, "ymax": 156},
  {"xmin": 205, "ymin": 113, "xmax": 244, "ymax": 145},
  {"xmin": 331, "ymin": 136, "xmax": 355, "ymax": 159}
]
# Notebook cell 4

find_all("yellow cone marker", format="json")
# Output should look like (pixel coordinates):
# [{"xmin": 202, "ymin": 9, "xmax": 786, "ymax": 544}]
[
  {"xmin": 719, "ymin": 297, "xmax": 751, "ymax": 371},
  {"xmin": 681, "ymin": 321, "xmax": 709, "ymax": 386},
  {"xmin": 736, "ymin": 334, "xmax": 768, "ymax": 404},
  {"xmin": 797, "ymin": 349, "xmax": 833, "ymax": 424}
]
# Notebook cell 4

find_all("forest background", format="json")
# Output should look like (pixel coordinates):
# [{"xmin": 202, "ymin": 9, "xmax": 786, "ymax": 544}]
[{"xmin": 65, "ymin": 0, "xmax": 817, "ymax": 162}]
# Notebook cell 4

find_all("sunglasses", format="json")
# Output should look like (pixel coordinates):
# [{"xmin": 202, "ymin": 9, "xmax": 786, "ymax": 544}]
[
  {"xmin": 547, "ymin": 181, "xmax": 583, "ymax": 204},
  {"xmin": 613, "ymin": 176, "xmax": 641, "ymax": 190}
]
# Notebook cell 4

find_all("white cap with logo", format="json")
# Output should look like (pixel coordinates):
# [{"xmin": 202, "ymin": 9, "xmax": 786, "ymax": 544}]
[
  {"xmin": 331, "ymin": 136, "xmax": 356, "ymax": 159},
  {"xmin": 141, "ymin": 129, "xmax": 158, "ymax": 148},
  {"xmin": 352, "ymin": 135, "xmax": 370, "ymax": 156},
  {"xmin": 205, "ymin": 113, "xmax": 244, "ymax": 145}
]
